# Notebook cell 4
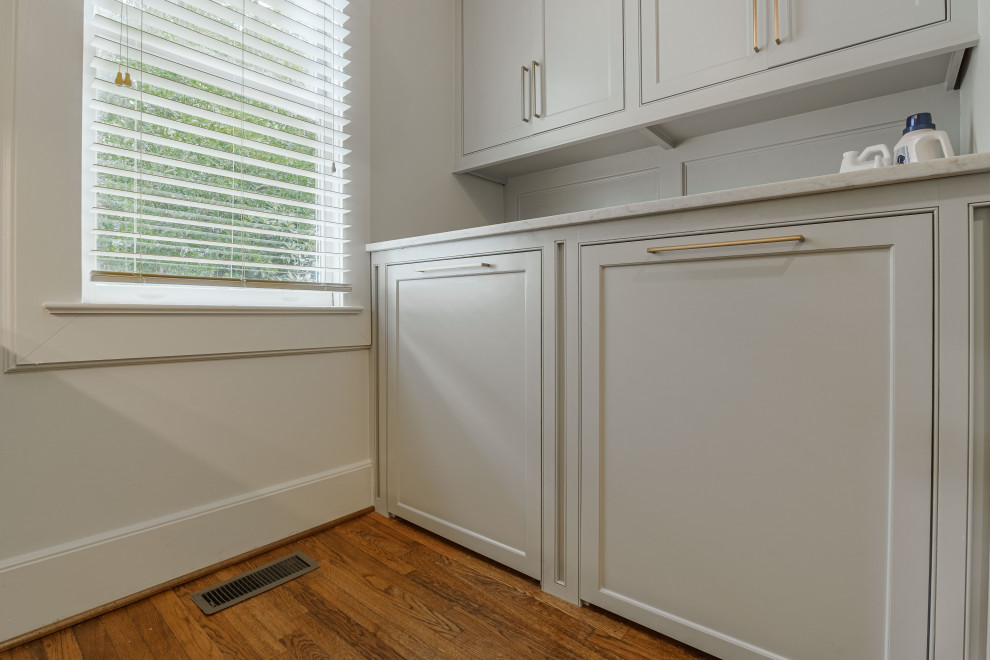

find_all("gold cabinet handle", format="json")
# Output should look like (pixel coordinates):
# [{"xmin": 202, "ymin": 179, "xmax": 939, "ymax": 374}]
[
  {"xmin": 752, "ymin": 0, "xmax": 759, "ymax": 52},
  {"xmin": 415, "ymin": 262, "xmax": 493, "ymax": 273},
  {"xmin": 521, "ymin": 65, "xmax": 530, "ymax": 123},
  {"xmin": 532, "ymin": 60, "xmax": 543, "ymax": 118},
  {"xmin": 646, "ymin": 235, "xmax": 805, "ymax": 254},
  {"xmin": 774, "ymin": 0, "xmax": 781, "ymax": 44}
]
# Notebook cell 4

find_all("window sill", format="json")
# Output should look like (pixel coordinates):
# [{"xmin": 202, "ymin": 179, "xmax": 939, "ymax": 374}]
[{"xmin": 42, "ymin": 303, "xmax": 365, "ymax": 316}]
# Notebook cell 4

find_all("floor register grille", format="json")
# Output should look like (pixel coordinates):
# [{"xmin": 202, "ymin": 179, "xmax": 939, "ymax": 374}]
[{"xmin": 190, "ymin": 551, "xmax": 319, "ymax": 615}]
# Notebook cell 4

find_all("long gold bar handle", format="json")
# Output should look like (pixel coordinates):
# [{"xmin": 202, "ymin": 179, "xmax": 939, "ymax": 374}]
[
  {"xmin": 532, "ymin": 60, "xmax": 543, "ymax": 118},
  {"xmin": 416, "ymin": 262, "xmax": 493, "ymax": 273},
  {"xmin": 774, "ymin": 0, "xmax": 781, "ymax": 44},
  {"xmin": 646, "ymin": 235, "xmax": 805, "ymax": 254},
  {"xmin": 752, "ymin": 0, "xmax": 759, "ymax": 52},
  {"xmin": 521, "ymin": 65, "xmax": 530, "ymax": 123}
]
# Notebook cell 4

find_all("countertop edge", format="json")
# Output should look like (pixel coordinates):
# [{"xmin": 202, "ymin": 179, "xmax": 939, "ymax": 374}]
[{"xmin": 365, "ymin": 153, "xmax": 990, "ymax": 253}]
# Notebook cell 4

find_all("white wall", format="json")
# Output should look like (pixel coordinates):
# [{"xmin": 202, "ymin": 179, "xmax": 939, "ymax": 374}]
[
  {"xmin": 369, "ymin": 0, "xmax": 503, "ymax": 243},
  {"xmin": 0, "ymin": 0, "xmax": 374, "ymax": 644}
]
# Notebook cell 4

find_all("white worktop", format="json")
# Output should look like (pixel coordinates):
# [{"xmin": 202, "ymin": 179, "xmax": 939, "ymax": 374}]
[{"xmin": 366, "ymin": 152, "xmax": 990, "ymax": 252}]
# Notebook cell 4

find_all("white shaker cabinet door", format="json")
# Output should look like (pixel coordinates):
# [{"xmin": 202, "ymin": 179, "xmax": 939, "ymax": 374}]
[
  {"xmin": 580, "ymin": 215, "xmax": 933, "ymax": 660},
  {"xmin": 462, "ymin": 0, "xmax": 535, "ymax": 154},
  {"xmin": 386, "ymin": 253, "xmax": 542, "ymax": 579},
  {"xmin": 641, "ymin": 0, "xmax": 767, "ymax": 103},
  {"xmin": 533, "ymin": 0, "xmax": 624, "ymax": 133},
  {"xmin": 767, "ymin": 0, "xmax": 946, "ymax": 67}
]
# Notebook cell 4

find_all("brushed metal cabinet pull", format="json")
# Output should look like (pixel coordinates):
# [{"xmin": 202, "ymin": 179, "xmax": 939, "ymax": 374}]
[
  {"xmin": 532, "ymin": 60, "xmax": 543, "ymax": 118},
  {"xmin": 646, "ymin": 235, "xmax": 805, "ymax": 254},
  {"xmin": 752, "ymin": 0, "xmax": 760, "ymax": 52},
  {"xmin": 415, "ymin": 262, "xmax": 493, "ymax": 273},
  {"xmin": 521, "ymin": 65, "xmax": 531, "ymax": 123},
  {"xmin": 774, "ymin": 0, "xmax": 781, "ymax": 44}
]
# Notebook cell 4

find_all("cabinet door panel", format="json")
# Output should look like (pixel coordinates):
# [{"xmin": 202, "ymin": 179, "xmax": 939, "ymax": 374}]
[
  {"xmin": 580, "ymin": 216, "xmax": 933, "ymax": 659},
  {"xmin": 535, "ymin": 0, "xmax": 624, "ymax": 132},
  {"xmin": 768, "ymin": 0, "xmax": 946, "ymax": 67},
  {"xmin": 387, "ymin": 253, "xmax": 542, "ymax": 578},
  {"xmin": 462, "ymin": 0, "xmax": 534, "ymax": 154},
  {"xmin": 641, "ymin": 0, "xmax": 766, "ymax": 103}
]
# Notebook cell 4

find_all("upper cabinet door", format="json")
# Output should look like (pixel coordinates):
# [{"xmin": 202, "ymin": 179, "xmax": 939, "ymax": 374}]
[
  {"xmin": 461, "ymin": 0, "xmax": 535, "ymax": 154},
  {"xmin": 641, "ymin": 0, "xmax": 767, "ymax": 103},
  {"xmin": 533, "ymin": 0, "xmax": 625, "ymax": 133},
  {"xmin": 767, "ymin": 0, "xmax": 947, "ymax": 67}
]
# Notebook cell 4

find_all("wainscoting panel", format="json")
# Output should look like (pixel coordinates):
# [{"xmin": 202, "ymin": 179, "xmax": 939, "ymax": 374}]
[
  {"xmin": 517, "ymin": 168, "xmax": 662, "ymax": 221},
  {"xmin": 683, "ymin": 123, "xmax": 903, "ymax": 195}
]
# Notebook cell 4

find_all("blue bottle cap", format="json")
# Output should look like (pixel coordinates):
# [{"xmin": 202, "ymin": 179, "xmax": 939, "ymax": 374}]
[{"xmin": 903, "ymin": 113, "xmax": 936, "ymax": 134}]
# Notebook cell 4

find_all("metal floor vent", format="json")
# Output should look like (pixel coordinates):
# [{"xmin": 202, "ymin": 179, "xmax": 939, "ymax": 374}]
[{"xmin": 191, "ymin": 551, "xmax": 318, "ymax": 615}]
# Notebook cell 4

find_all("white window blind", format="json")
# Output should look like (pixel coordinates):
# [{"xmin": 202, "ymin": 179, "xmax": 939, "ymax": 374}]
[{"xmin": 85, "ymin": 0, "xmax": 351, "ymax": 304}]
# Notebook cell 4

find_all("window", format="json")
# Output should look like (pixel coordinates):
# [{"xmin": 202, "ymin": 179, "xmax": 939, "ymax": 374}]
[{"xmin": 84, "ymin": 0, "xmax": 351, "ymax": 307}]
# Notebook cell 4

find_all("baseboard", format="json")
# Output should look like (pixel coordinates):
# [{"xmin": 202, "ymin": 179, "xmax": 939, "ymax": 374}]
[{"xmin": 0, "ymin": 460, "xmax": 373, "ymax": 645}]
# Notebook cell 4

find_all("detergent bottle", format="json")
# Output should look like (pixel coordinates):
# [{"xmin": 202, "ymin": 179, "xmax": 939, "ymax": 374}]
[{"xmin": 893, "ymin": 113, "xmax": 954, "ymax": 165}]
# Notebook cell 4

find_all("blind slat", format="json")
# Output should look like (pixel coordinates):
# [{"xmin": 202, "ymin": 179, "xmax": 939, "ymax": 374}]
[
  {"xmin": 91, "ymin": 10, "xmax": 351, "ymax": 108},
  {"xmin": 90, "ymin": 124, "xmax": 349, "ymax": 185},
  {"xmin": 91, "ymin": 53, "xmax": 349, "ymax": 138},
  {"xmin": 92, "ymin": 250, "xmax": 347, "ymax": 272},
  {"xmin": 93, "ymin": 187, "xmax": 349, "ymax": 225},
  {"xmin": 93, "ymin": 142, "xmax": 339, "ymax": 197},
  {"xmin": 94, "ymin": 230, "xmax": 348, "ymax": 257},
  {"xmin": 92, "ymin": 164, "xmax": 346, "ymax": 211},
  {"xmin": 90, "ymin": 99, "xmax": 350, "ymax": 163},
  {"xmin": 90, "ymin": 32, "xmax": 350, "ymax": 123},
  {"xmin": 90, "ymin": 270, "xmax": 352, "ymax": 292},
  {"xmin": 92, "ymin": 208, "xmax": 349, "ymax": 240}
]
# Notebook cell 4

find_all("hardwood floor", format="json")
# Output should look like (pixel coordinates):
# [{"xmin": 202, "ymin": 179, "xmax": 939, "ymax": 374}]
[{"xmin": 0, "ymin": 513, "xmax": 716, "ymax": 659}]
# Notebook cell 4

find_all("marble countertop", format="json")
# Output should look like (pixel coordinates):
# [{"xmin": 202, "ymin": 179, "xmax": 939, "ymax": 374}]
[{"xmin": 365, "ymin": 152, "xmax": 990, "ymax": 252}]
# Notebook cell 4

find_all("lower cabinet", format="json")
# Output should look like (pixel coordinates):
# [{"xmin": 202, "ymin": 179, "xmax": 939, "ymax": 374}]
[
  {"xmin": 385, "ymin": 252, "xmax": 542, "ymax": 578},
  {"xmin": 579, "ymin": 215, "xmax": 934, "ymax": 659}
]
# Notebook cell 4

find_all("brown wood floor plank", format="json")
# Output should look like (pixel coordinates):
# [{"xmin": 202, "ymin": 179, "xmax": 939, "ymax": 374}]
[
  {"xmin": 278, "ymin": 629, "xmax": 335, "ymax": 660},
  {"xmin": 300, "ymin": 562, "xmax": 475, "ymax": 660},
  {"xmin": 371, "ymin": 513, "xmax": 539, "ymax": 594},
  {"xmin": 68, "ymin": 619, "xmax": 119, "ymax": 660},
  {"xmin": 400, "ymin": 544, "xmax": 606, "ymax": 656},
  {"xmin": 39, "ymin": 629, "xmax": 83, "ymax": 660},
  {"xmin": 295, "ymin": 534, "xmax": 466, "ymax": 657},
  {"xmin": 173, "ymin": 592, "xmax": 267, "ymax": 660},
  {"xmin": 331, "ymin": 516, "xmax": 416, "ymax": 574},
  {"xmin": 280, "ymin": 615, "xmax": 368, "ymax": 660},
  {"xmin": 287, "ymin": 582, "xmax": 407, "ymax": 660},
  {"xmin": 123, "ymin": 596, "xmax": 193, "ymax": 660},
  {"xmin": 3, "ymin": 513, "xmax": 717, "ymax": 660},
  {"xmin": 150, "ymin": 591, "xmax": 224, "ymax": 659},
  {"xmin": 3, "ymin": 639, "xmax": 44, "ymax": 660},
  {"xmin": 302, "ymin": 532, "xmax": 462, "ymax": 638},
  {"xmin": 100, "ymin": 606, "xmax": 159, "ymax": 660}
]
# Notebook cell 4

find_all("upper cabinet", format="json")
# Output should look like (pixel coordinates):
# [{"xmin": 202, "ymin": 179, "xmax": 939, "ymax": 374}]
[
  {"xmin": 460, "ymin": 0, "xmax": 625, "ymax": 155},
  {"xmin": 766, "ymin": 0, "xmax": 946, "ymax": 67},
  {"xmin": 456, "ymin": 0, "xmax": 976, "ymax": 177},
  {"xmin": 642, "ymin": 0, "xmax": 949, "ymax": 103},
  {"xmin": 640, "ymin": 0, "xmax": 767, "ymax": 101}
]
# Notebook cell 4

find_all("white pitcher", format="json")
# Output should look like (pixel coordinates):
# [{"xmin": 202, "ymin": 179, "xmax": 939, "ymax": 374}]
[{"xmin": 840, "ymin": 144, "xmax": 892, "ymax": 172}]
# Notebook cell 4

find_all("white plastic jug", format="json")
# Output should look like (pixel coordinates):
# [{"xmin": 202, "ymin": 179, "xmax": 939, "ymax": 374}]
[
  {"xmin": 893, "ymin": 113, "xmax": 954, "ymax": 165},
  {"xmin": 839, "ymin": 144, "xmax": 891, "ymax": 173}
]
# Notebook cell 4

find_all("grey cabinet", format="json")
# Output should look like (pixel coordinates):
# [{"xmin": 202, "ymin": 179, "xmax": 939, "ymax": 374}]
[
  {"xmin": 641, "ymin": 0, "xmax": 948, "ymax": 103},
  {"xmin": 385, "ymin": 252, "xmax": 542, "ymax": 578},
  {"xmin": 578, "ymin": 216, "xmax": 935, "ymax": 659},
  {"xmin": 460, "ymin": 0, "xmax": 624, "ymax": 154}
]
